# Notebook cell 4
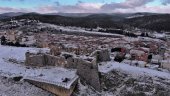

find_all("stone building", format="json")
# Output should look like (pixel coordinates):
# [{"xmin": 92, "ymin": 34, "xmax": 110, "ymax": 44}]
[
  {"xmin": 130, "ymin": 49, "xmax": 148, "ymax": 62},
  {"xmin": 25, "ymin": 51, "xmax": 75, "ymax": 67},
  {"xmin": 25, "ymin": 49, "xmax": 112, "ymax": 92},
  {"xmin": 25, "ymin": 52, "xmax": 45, "ymax": 66},
  {"xmin": 50, "ymin": 45, "xmax": 94, "ymax": 56},
  {"xmin": 91, "ymin": 49, "xmax": 111, "ymax": 62},
  {"xmin": 161, "ymin": 60, "xmax": 170, "ymax": 70},
  {"xmin": 7, "ymin": 31, "xmax": 17, "ymax": 43}
]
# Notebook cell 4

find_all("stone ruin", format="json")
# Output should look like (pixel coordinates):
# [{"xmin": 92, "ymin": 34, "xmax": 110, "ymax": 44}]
[
  {"xmin": 50, "ymin": 45, "xmax": 94, "ymax": 56},
  {"xmin": 91, "ymin": 49, "xmax": 111, "ymax": 62},
  {"xmin": 25, "ymin": 48, "xmax": 111, "ymax": 93},
  {"xmin": 25, "ymin": 51, "xmax": 84, "ymax": 68}
]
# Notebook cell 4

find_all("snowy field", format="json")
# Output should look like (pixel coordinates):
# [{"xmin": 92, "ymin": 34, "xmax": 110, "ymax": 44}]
[
  {"xmin": 40, "ymin": 23, "xmax": 124, "ymax": 37},
  {"xmin": 0, "ymin": 76, "xmax": 53, "ymax": 96},
  {"xmin": 0, "ymin": 45, "xmax": 77, "ymax": 89},
  {"xmin": 99, "ymin": 61, "xmax": 170, "ymax": 80}
]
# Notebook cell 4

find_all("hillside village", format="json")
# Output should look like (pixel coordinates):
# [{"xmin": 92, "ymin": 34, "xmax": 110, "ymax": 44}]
[{"xmin": 0, "ymin": 19, "xmax": 170, "ymax": 96}]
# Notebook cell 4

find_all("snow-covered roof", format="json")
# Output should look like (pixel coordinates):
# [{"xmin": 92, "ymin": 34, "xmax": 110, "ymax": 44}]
[{"xmin": 24, "ymin": 71, "xmax": 78, "ymax": 89}]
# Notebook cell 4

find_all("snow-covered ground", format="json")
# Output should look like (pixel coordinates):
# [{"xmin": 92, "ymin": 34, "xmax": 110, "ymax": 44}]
[
  {"xmin": 1, "ymin": 45, "xmax": 170, "ymax": 95},
  {"xmin": 0, "ymin": 76, "xmax": 53, "ymax": 96},
  {"xmin": 75, "ymin": 62, "xmax": 170, "ymax": 96},
  {"xmin": 0, "ymin": 45, "xmax": 77, "ymax": 89},
  {"xmin": 39, "ymin": 23, "xmax": 124, "ymax": 37},
  {"xmin": 99, "ymin": 61, "xmax": 170, "ymax": 80}
]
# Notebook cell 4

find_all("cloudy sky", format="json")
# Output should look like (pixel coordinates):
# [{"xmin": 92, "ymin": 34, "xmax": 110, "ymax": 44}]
[{"xmin": 0, "ymin": 0, "xmax": 170, "ymax": 13}]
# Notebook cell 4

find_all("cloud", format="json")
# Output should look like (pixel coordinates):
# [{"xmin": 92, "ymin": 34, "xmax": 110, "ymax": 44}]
[
  {"xmin": 0, "ymin": 0, "xmax": 170, "ymax": 14},
  {"xmin": 0, "ymin": 7, "xmax": 29, "ymax": 13},
  {"xmin": 101, "ymin": 0, "xmax": 154, "ymax": 10},
  {"xmin": 110, "ymin": 5, "xmax": 170, "ymax": 13},
  {"xmin": 35, "ymin": 2, "xmax": 103, "ymax": 13},
  {"xmin": 78, "ymin": 2, "xmax": 103, "ymax": 9},
  {"xmin": 162, "ymin": 0, "xmax": 170, "ymax": 5},
  {"xmin": 34, "ymin": 0, "xmax": 156, "ymax": 13}
]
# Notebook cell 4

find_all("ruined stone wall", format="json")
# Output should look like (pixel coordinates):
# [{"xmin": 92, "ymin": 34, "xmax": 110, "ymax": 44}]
[
  {"xmin": 44, "ymin": 54, "xmax": 81, "ymax": 68},
  {"xmin": 25, "ymin": 52, "xmax": 45, "ymax": 66},
  {"xmin": 25, "ymin": 51, "xmax": 104, "ymax": 92},
  {"xmin": 77, "ymin": 59, "xmax": 101, "ymax": 92},
  {"xmin": 162, "ymin": 63, "xmax": 170, "ymax": 70},
  {"xmin": 55, "ymin": 57, "xmax": 68, "ymax": 67},
  {"xmin": 25, "ymin": 52, "xmax": 80, "ymax": 68},
  {"xmin": 44, "ymin": 54, "xmax": 64, "ymax": 66},
  {"xmin": 50, "ymin": 46, "xmax": 61, "ymax": 56},
  {"xmin": 65, "ymin": 58, "xmax": 80, "ymax": 69},
  {"xmin": 50, "ymin": 46, "xmax": 94, "ymax": 56},
  {"xmin": 91, "ymin": 49, "xmax": 111, "ymax": 62},
  {"xmin": 98, "ymin": 49, "xmax": 111, "ymax": 62}
]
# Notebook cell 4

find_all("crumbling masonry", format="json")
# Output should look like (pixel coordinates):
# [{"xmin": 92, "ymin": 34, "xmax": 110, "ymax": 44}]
[{"xmin": 25, "ymin": 49, "xmax": 111, "ymax": 94}]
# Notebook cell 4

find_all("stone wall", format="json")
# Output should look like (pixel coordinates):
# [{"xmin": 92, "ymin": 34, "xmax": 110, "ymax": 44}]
[
  {"xmin": 50, "ymin": 46, "xmax": 61, "ymax": 56},
  {"xmin": 25, "ymin": 49, "xmax": 110, "ymax": 92},
  {"xmin": 50, "ymin": 46, "xmax": 94, "ymax": 56},
  {"xmin": 65, "ymin": 57, "xmax": 80, "ymax": 69},
  {"xmin": 25, "ymin": 52, "xmax": 45, "ymax": 66},
  {"xmin": 25, "ymin": 52, "xmax": 81, "ymax": 68},
  {"xmin": 162, "ymin": 63, "xmax": 170, "ymax": 70},
  {"xmin": 44, "ymin": 54, "xmax": 65, "ymax": 67},
  {"xmin": 77, "ymin": 59, "xmax": 101, "ymax": 92},
  {"xmin": 91, "ymin": 49, "xmax": 111, "ymax": 62}
]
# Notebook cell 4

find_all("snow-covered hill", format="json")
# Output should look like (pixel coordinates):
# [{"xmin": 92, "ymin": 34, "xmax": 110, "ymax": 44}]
[{"xmin": 126, "ymin": 14, "xmax": 144, "ymax": 19}]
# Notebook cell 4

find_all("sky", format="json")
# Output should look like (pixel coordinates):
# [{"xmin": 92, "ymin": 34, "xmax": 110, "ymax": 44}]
[{"xmin": 0, "ymin": 0, "xmax": 170, "ymax": 13}]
